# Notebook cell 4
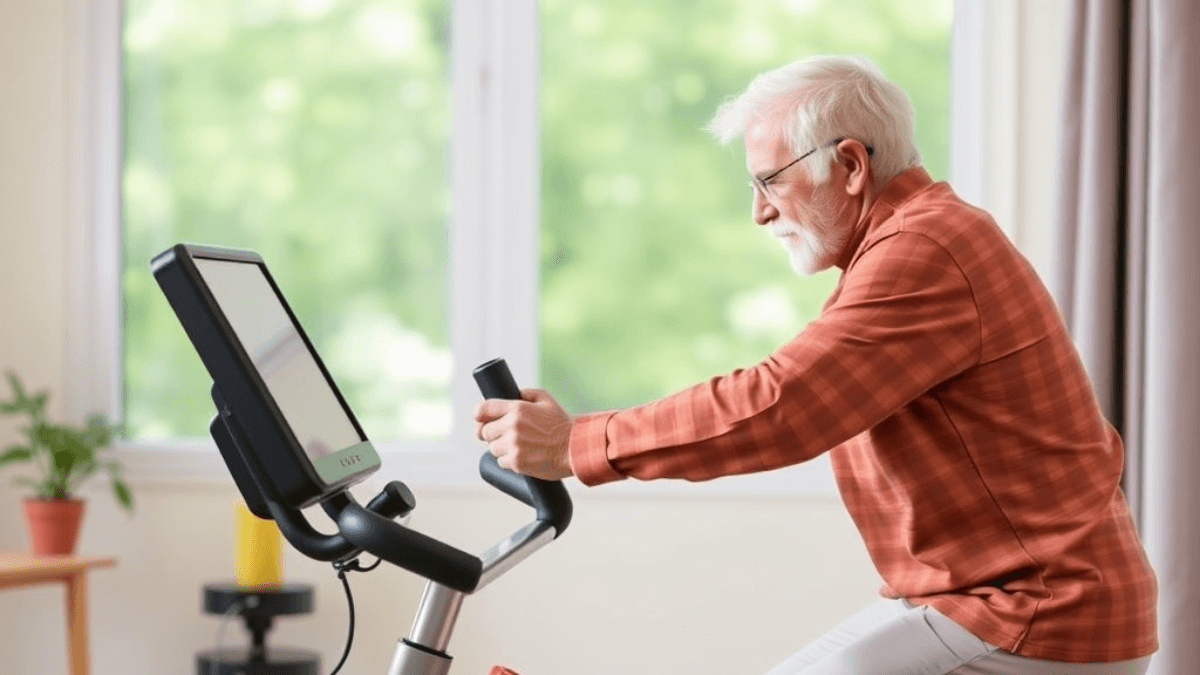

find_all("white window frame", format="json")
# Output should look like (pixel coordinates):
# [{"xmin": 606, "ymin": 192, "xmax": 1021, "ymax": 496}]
[
  {"xmin": 950, "ymin": 0, "xmax": 1069, "ymax": 281},
  {"xmin": 68, "ymin": 0, "xmax": 547, "ymax": 488},
  {"xmin": 67, "ymin": 0, "xmax": 1059, "ymax": 498}
]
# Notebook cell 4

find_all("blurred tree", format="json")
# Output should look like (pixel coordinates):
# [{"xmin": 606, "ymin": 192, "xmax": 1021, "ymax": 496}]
[{"xmin": 123, "ymin": 0, "xmax": 452, "ymax": 439}]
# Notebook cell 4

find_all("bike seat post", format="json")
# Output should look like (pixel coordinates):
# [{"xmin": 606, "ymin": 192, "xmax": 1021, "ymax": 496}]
[{"xmin": 387, "ymin": 581, "xmax": 465, "ymax": 675}]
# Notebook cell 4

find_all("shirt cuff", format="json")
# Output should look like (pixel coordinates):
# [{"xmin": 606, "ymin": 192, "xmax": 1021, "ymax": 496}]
[{"xmin": 568, "ymin": 411, "xmax": 623, "ymax": 486}]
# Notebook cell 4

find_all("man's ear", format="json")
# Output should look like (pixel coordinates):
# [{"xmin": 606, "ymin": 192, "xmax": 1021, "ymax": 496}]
[{"xmin": 837, "ymin": 139, "xmax": 871, "ymax": 197}]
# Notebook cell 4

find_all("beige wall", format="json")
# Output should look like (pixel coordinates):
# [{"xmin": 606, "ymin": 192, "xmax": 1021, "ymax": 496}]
[
  {"xmin": 0, "ymin": 0, "xmax": 68, "ymax": 407},
  {"xmin": 0, "ymin": 1, "xmax": 1069, "ymax": 674},
  {"xmin": 0, "ymin": 480, "xmax": 878, "ymax": 674}
]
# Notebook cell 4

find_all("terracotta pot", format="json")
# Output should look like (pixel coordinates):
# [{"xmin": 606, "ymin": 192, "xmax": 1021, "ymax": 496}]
[{"xmin": 23, "ymin": 498, "xmax": 85, "ymax": 556}]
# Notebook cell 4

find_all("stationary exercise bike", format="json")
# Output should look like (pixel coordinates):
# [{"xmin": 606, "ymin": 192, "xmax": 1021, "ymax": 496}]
[{"xmin": 153, "ymin": 243, "xmax": 571, "ymax": 675}]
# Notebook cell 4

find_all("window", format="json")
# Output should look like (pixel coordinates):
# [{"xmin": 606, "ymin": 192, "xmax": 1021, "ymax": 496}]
[
  {"xmin": 122, "ymin": 0, "xmax": 455, "ymax": 443},
  {"xmin": 107, "ymin": 0, "xmax": 954, "ymax": 489}
]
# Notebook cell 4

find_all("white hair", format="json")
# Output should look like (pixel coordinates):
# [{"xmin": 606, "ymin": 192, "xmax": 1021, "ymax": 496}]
[{"xmin": 707, "ymin": 55, "xmax": 920, "ymax": 184}]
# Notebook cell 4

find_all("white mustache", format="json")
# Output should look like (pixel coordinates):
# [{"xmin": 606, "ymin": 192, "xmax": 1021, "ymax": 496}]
[{"xmin": 768, "ymin": 221, "xmax": 802, "ymax": 239}]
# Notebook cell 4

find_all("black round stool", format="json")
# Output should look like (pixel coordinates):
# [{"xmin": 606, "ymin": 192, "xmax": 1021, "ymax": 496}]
[{"xmin": 196, "ymin": 583, "xmax": 320, "ymax": 675}]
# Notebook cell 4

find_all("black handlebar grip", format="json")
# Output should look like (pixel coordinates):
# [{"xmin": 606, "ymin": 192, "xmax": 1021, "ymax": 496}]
[
  {"xmin": 473, "ymin": 358, "xmax": 573, "ymax": 536},
  {"xmin": 474, "ymin": 356, "xmax": 522, "ymax": 400},
  {"xmin": 364, "ymin": 480, "xmax": 417, "ymax": 520},
  {"xmin": 478, "ymin": 451, "xmax": 532, "ymax": 507}
]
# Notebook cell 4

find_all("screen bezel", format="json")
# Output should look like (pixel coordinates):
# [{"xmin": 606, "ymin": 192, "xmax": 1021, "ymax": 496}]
[{"xmin": 152, "ymin": 243, "xmax": 379, "ymax": 508}]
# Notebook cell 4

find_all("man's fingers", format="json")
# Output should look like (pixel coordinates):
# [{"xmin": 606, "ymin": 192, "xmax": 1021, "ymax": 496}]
[
  {"xmin": 474, "ymin": 398, "xmax": 519, "ymax": 423},
  {"xmin": 521, "ymin": 387, "xmax": 553, "ymax": 403},
  {"xmin": 486, "ymin": 432, "xmax": 518, "ymax": 473},
  {"xmin": 477, "ymin": 418, "xmax": 507, "ymax": 444},
  {"xmin": 476, "ymin": 397, "xmax": 520, "ymax": 445},
  {"xmin": 492, "ymin": 448, "xmax": 515, "ymax": 472}
]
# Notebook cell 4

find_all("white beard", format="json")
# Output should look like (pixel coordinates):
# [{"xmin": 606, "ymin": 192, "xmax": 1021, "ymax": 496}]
[{"xmin": 767, "ymin": 200, "xmax": 850, "ymax": 275}]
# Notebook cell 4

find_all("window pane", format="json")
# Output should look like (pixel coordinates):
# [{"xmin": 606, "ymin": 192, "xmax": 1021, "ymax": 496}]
[
  {"xmin": 540, "ymin": 0, "xmax": 952, "ymax": 412},
  {"xmin": 123, "ymin": 0, "xmax": 452, "ymax": 441}
]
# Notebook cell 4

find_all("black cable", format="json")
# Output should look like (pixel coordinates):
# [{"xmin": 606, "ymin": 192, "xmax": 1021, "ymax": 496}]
[
  {"xmin": 328, "ymin": 567, "xmax": 355, "ymax": 675},
  {"xmin": 327, "ymin": 556, "xmax": 380, "ymax": 675},
  {"xmin": 356, "ymin": 556, "xmax": 382, "ymax": 572}
]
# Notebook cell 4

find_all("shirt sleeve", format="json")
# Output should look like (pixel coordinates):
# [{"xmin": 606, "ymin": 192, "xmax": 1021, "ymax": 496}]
[{"xmin": 568, "ymin": 231, "xmax": 983, "ymax": 486}]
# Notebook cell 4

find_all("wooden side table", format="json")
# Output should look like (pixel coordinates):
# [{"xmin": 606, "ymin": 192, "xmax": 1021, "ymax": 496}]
[{"xmin": 0, "ymin": 551, "xmax": 117, "ymax": 675}]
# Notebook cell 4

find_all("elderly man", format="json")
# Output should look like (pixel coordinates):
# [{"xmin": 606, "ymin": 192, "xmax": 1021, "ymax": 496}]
[{"xmin": 474, "ymin": 55, "xmax": 1157, "ymax": 675}]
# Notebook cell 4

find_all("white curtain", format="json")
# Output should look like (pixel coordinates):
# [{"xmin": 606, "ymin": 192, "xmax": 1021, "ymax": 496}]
[{"xmin": 1054, "ymin": 1, "xmax": 1200, "ymax": 673}]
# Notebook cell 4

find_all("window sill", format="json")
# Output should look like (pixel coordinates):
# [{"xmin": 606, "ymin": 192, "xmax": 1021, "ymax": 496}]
[{"xmin": 113, "ymin": 439, "xmax": 838, "ymax": 498}]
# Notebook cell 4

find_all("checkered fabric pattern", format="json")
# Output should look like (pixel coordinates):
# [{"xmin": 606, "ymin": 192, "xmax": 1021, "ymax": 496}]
[{"xmin": 568, "ymin": 168, "xmax": 1157, "ymax": 663}]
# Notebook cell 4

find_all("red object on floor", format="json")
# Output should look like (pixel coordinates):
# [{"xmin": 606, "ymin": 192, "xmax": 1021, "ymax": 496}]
[{"xmin": 488, "ymin": 666, "xmax": 521, "ymax": 675}]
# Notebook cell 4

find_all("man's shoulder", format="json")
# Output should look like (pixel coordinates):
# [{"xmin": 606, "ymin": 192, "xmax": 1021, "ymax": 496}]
[
  {"xmin": 877, "ymin": 181, "xmax": 1005, "ymax": 256},
  {"xmin": 850, "ymin": 181, "xmax": 1028, "ymax": 291},
  {"xmin": 861, "ymin": 181, "xmax": 1064, "ymax": 362}
]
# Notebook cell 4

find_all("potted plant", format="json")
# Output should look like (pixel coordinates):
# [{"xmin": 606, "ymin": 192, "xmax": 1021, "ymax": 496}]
[{"xmin": 0, "ymin": 370, "xmax": 133, "ymax": 555}]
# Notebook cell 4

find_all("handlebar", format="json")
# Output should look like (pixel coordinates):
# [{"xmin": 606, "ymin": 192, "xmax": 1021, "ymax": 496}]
[
  {"xmin": 472, "ymin": 358, "xmax": 573, "ymax": 536},
  {"xmin": 235, "ymin": 358, "xmax": 572, "ymax": 594}
]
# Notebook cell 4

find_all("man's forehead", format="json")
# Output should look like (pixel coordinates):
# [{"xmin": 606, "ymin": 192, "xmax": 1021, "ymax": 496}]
[
  {"xmin": 746, "ymin": 115, "xmax": 783, "ymax": 141},
  {"xmin": 745, "ymin": 117, "xmax": 792, "ymax": 173}
]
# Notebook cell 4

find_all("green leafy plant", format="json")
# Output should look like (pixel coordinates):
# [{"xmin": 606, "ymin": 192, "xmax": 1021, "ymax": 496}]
[{"xmin": 0, "ymin": 371, "xmax": 133, "ymax": 511}]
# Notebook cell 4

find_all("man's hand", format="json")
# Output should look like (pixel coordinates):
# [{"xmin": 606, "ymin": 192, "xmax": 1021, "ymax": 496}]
[{"xmin": 473, "ymin": 388, "xmax": 574, "ymax": 481}]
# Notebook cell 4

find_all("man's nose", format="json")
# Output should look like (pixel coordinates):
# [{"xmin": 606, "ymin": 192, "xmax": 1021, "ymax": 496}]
[{"xmin": 752, "ymin": 188, "xmax": 778, "ymax": 226}]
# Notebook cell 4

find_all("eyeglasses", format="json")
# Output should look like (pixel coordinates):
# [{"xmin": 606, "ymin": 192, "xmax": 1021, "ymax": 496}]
[{"xmin": 749, "ymin": 137, "xmax": 875, "ymax": 200}]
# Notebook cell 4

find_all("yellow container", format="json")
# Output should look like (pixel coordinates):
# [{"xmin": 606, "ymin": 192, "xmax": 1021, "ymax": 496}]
[{"xmin": 235, "ymin": 499, "xmax": 283, "ymax": 588}]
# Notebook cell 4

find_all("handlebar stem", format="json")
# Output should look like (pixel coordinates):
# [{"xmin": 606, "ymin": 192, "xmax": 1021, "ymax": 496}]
[{"xmin": 409, "ymin": 582, "xmax": 465, "ymax": 653}]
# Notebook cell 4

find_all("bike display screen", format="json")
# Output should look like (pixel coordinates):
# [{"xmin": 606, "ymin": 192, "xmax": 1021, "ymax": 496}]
[
  {"xmin": 153, "ymin": 244, "xmax": 379, "ymax": 508},
  {"xmin": 193, "ymin": 258, "xmax": 370, "ymax": 471}
]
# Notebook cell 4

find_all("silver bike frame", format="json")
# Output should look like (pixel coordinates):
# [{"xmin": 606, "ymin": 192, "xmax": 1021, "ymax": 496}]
[{"xmin": 385, "ymin": 521, "xmax": 557, "ymax": 675}]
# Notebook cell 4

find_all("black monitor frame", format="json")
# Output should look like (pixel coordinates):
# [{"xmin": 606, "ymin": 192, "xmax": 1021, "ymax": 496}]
[{"xmin": 152, "ymin": 243, "xmax": 380, "ymax": 510}]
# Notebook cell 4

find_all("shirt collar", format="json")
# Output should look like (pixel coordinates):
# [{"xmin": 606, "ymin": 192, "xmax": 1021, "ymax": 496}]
[{"xmin": 834, "ymin": 166, "xmax": 935, "ymax": 271}]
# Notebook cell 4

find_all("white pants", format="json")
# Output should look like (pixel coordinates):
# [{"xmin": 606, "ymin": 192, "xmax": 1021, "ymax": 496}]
[{"xmin": 763, "ymin": 599, "xmax": 1152, "ymax": 675}]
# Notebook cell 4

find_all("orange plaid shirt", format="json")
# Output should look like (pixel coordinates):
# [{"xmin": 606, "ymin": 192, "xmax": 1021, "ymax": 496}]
[{"xmin": 568, "ymin": 167, "xmax": 1158, "ymax": 663}]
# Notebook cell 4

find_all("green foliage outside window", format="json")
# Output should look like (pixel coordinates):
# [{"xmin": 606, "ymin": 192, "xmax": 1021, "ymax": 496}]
[
  {"xmin": 121, "ymin": 0, "xmax": 950, "ymax": 440},
  {"xmin": 123, "ymin": 0, "xmax": 452, "ymax": 440},
  {"xmin": 539, "ymin": 0, "xmax": 951, "ymax": 413}
]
